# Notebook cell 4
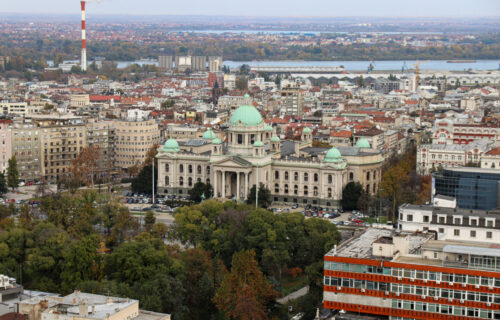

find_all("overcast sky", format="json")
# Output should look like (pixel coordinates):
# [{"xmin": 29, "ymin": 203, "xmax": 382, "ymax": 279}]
[{"xmin": 2, "ymin": 0, "xmax": 500, "ymax": 17}]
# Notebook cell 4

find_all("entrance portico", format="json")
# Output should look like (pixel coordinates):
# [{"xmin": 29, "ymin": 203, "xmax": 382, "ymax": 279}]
[{"xmin": 213, "ymin": 169, "xmax": 252, "ymax": 201}]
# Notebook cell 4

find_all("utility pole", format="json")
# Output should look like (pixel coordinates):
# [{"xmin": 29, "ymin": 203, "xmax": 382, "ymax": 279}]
[
  {"xmin": 255, "ymin": 166, "xmax": 258, "ymax": 208},
  {"xmin": 152, "ymin": 158, "xmax": 155, "ymax": 205}
]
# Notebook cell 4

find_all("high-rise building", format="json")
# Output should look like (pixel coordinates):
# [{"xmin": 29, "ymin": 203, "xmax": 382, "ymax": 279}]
[
  {"xmin": 175, "ymin": 56, "xmax": 192, "ymax": 71},
  {"xmin": 208, "ymin": 56, "xmax": 223, "ymax": 72},
  {"xmin": 10, "ymin": 122, "xmax": 42, "ymax": 183},
  {"xmin": 158, "ymin": 55, "xmax": 173, "ymax": 71},
  {"xmin": 191, "ymin": 56, "xmax": 207, "ymax": 71},
  {"xmin": 86, "ymin": 120, "xmax": 116, "ymax": 180},
  {"xmin": 280, "ymin": 85, "xmax": 303, "ymax": 116}
]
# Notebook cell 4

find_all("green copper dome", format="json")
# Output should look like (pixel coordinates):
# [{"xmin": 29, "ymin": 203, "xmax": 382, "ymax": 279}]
[
  {"xmin": 244, "ymin": 93, "xmax": 250, "ymax": 98},
  {"xmin": 270, "ymin": 135, "xmax": 280, "ymax": 142},
  {"xmin": 229, "ymin": 105, "xmax": 263, "ymax": 127},
  {"xmin": 302, "ymin": 127, "xmax": 312, "ymax": 133},
  {"xmin": 253, "ymin": 140, "xmax": 264, "ymax": 147},
  {"xmin": 212, "ymin": 138, "xmax": 222, "ymax": 144},
  {"xmin": 163, "ymin": 138, "xmax": 180, "ymax": 153},
  {"xmin": 356, "ymin": 138, "xmax": 371, "ymax": 149},
  {"xmin": 202, "ymin": 128, "xmax": 217, "ymax": 140},
  {"xmin": 324, "ymin": 147, "xmax": 342, "ymax": 163},
  {"xmin": 264, "ymin": 124, "xmax": 273, "ymax": 131}
]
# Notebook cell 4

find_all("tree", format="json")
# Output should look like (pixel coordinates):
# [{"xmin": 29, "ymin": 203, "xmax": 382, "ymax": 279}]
[
  {"xmin": 188, "ymin": 182, "xmax": 213, "ymax": 203},
  {"xmin": 357, "ymin": 75, "xmax": 365, "ymax": 87},
  {"xmin": 71, "ymin": 146, "xmax": 101, "ymax": 188},
  {"xmin": 246, "ymin": 183, "xmax": 272, "ymax": 208},
  {"xmin": 161, "ymin": 99, "xmax": 174, "ymax": 110},
  {"xmin": 131, "ymin": 164, "xmax": 157, "ymax": 195},
  {"xmin": 235, "ymin": 76, "xmax": 248, "ymax": 91},
  {"xmin": 0, "ymin": 172, "xmax": 7, "ymax": 196},
  {"xmin": 214, "ymin": 250, "xmax": 277, "ymax": 320},
  {"xmin": 7, "ymin": 156, "xmax": 19, "ymax": 189},
  {"xmin": 144, "ymin": 211, "xmax": 155, "ymax": 230},
  {"xmin": 341, "ymin": 182, "xmax": 363, "ymax": 210},
  {"xmin": 381, "ymin": 165, "xmax": 409, "ymax": 221},
  {"xmin": 171, "ymin": 206, "xmax": 210, "ymax": 247}
]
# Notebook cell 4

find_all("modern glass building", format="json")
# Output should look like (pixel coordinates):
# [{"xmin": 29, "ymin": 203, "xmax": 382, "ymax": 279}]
[{"xmin": 433, "ymin": 167, "xmax": 500, "ymax": 210}]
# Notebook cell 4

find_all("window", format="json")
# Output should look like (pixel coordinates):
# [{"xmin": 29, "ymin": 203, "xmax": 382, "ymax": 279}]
[
  {"xmin": 313, "ymin": 186, "xmax": 318, "ymax": 196},
  {"xmin": 294, "ymin": 172, "xmax": 299, "ymax": 181},
  {"xmin": 439, "ymin": 216, "xmax": 445, "ymax": 223},
  {"xmin": 486, "ymin": 231, "xmax": 492, "ymax": 239},
  {"xmin": 314, "ymin": 173, "xmax": 318, "ymax": 182},
  {"xmin": 328, "ymin": 188, "xmax": 332, "ymax": 198},
  {"xmin": 197, "ymin": 165, "xmax": 202, "ymax": 174},
  {"xmin": 165, "ymin": 176, "xmax": 169, "ymax": 185},
  {"xmin": 188, "ymin": 177, "xmax": 192, "ymax": 187},
  {"xmin": 407, "ymin": 214, "xmax": 413, "ymax": 222},
  {"xmin": 165, "ymin": 164, "xmax": 169, "ymax": 172},
  {"xmin": 285, "ymin": 171, "xmax": 289, "ymax": 180},
  {"xmin": 179, "ymin": 177, "xmax": 184, "ymax": 186},
  {"xmin": 349, "ymin": 172, "xmax": 354, "ymax": 181},
  {"xmin": 423, "ymin": 215, "xmax": 429, "ymax": 223},
  {"xmin": 470, "ymin": 230, "xmax": 476, "ymax": 238},
  {"xmin": 284, "ymin": 184, "xmax": 289, "ymax": 194},
  {"xmin": 294, "ymin": 185, "xmax": 298, "ymax": 195},
  {"xmin": 438, "ymin": 228, "xmax": 444, "ymax": 233},
  {"xmin": 304, "ymin": 173, "xmax": 308, "ymax": 182},
  {"xmin": 454, "ymin": 218, "xmax": 461, "ymax": 225},
  {"xmin": 188, "ymin": 165, "xmax": 193, "ymax": 173},
  {"xmin": 454, "ymin": 229, "xmax": 460, "ymax": 236},
  {"xmin": 275, "ymin": 171, "xmax": 279, "ymax": 179},
  {"xmin": 179, "ymin": 164, "xmax": 184, "ymax": 173},
  {"xmin": 470, "ymin": 218, "xmax": 478, "ymax": 226},
  {"xmin": 275, "ymin": 183, "xmax": 279, "ymax": 193},
  {"xmin": 328, "ymin": 174, "xmax": 332, "ymax": 184},
  {"xmin": 237, "ymin": 134, "xmax": 243, "ymax": 144},
  {"xmin": 486, "ymin": 220, "xmax": 494, "ymax": 227},
  {"xmin": 366, "ymin": 172, "xmax": 370, "ymax": 180},
  {"xmin": 304, "ymin": 186, "xmax": 308, "ymax": 196}
]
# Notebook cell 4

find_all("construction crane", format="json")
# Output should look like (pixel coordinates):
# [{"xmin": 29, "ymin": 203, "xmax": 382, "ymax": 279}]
[{"xmin": 412, "ymin": 60, "xmax": 429, "ymax": 91}]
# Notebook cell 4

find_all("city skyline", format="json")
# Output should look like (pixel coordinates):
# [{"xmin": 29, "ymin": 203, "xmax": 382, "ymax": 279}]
[{"xmin": 2, "ymin": 0, "xmax": 500, "ymax": 17}]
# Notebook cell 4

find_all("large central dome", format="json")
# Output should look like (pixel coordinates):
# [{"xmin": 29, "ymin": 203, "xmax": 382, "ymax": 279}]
[{"xmin": 229, "ymin": 105, "xmax": 263, "ymax": 127}]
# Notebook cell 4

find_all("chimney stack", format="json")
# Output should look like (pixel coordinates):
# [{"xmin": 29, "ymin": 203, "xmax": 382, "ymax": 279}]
[{"xmin": 80, "ymin": 1, "xmax": 87, "ymax": 72}]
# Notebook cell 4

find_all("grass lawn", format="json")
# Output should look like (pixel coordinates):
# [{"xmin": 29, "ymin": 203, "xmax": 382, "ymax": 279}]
[{"xmin": 280, "ymin": 274, "xmax": 309, "ymax": 297}]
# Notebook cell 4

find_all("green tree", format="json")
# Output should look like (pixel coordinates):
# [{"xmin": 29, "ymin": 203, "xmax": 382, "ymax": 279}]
[
  {"xmin": 214, "ymin": 250, "xmax": 277, "ymax": 320},
  {"xmin": 61, "ymin": 235, "xmax": 100, "ymax": 291},
  {"xmin": 144, "ymin": 211, "xmax": 155, "ymax": 230},
  {"xmin": 131, "ymin": 164, "xmax": 157, "ymax": 195},
  {"xmin": 0, "ymin": 172, "xmax": 8, "ymax": 196},
  {"xmin": 7, "ymin": 156, "xmax": 19, "ymax": 189},
  {"xmin": 171, "ymin": 206, "xmax": 210, "ymax": 247},
  {"xmin": 246, "ymin": 183, "xmax": 272, "ymax": 208},
  {"xmin": 188, "ymin": 182, "xmax": 213, "ymax": 203},
  {"xmin": 341, "ymin": 182, "xmax": 363, "ymax": 210}
]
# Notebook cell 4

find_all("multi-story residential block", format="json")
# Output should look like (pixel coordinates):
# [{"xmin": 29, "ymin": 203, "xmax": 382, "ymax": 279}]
[
  {"xmin": 323, "ymin": 227, "xmax": 500, "ymax": 320},
  {"xmin": 384, "ymin": 130, "xmax": 400, "ymax": 158},
  {"xmin": 353, "ymin": 128, "xmax": 385, "ymax": 154},
  {"xmin": 0, "ymin": 101, "xmax": 42, "ymax": 116},
  {"xmin": 158, "ymin": 55, "xmax": 173, "ymax": 71},
  {"xmin": 10, "ymin": 122, "xmax": 42, "ymax": 182},
  {"xmin": 433, "ymin": 167, "xmax": 500, "ymax": 210},
  {"xmin": 417, "ymin": 139, "xmax": 493, "ymax": 174},
  {"xmin": 432, "ymin": 120, "xmax": 500, "ymax": 145},
  {"xmin": 114, "ymin": 117, "xmax": 160, "ymax": 170},
  {"xmin": 0, "ymin": 120, "xmax": 11, "ymax": 173},
  {"xmin": 280, "ymin": 85, "xmax": 303, "ymax": 116},
  {"xmin": 86, "ymin": 119, "xmax": 116, "ymax": 179},
  {"xmin": 217, "ymin": 94, "xmax": 253, "ymax": 111},
  {"xmin": 480, "ymin": 147, "xmax": 500, "ymax": 169},
  {"xmin": 70, "ymin": 94, "xmax": 90, "ymax": 107}
]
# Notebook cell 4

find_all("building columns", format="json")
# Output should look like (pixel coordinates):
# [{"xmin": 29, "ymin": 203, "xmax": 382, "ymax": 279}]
[
  {"xmin": 222, "ymin": 171, "xmax": 226, "ymax": 199},
  {"xmin": 236, "ymin": 171, "xmax": 240, "ymax": 201},
  {"xmin": 214, "ymin": 170, "xmax": 218, "ymax": 198}
]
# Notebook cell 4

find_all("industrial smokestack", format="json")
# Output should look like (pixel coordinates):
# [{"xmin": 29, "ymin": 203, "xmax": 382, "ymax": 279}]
[{"xmin": 81, "ymin": 0, "xmax": 87, "ymax": 72}]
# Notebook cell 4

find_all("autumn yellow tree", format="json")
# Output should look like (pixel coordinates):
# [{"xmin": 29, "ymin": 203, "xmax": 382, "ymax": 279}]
[
  {"xmin": 381, "ymin": 165, "xmax": 409, "ymax": 221},
  {"xmin": 71, "ymin": 145, "xmax": 101, "ymax": 188},
  {"xmin": 214, "ymin": 250, "xmax": 277, "ymax": 320}
]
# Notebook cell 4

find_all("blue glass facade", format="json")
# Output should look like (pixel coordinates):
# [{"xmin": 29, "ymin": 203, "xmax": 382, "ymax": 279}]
[{"xmin": 433, "ymin": 168, "xmax": 500, "ymax": 210}]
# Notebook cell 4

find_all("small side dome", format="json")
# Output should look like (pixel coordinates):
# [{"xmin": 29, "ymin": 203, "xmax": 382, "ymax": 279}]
[
  {"xmin": 302, "ymin": 127, "xmax": 312, "ymax": 134},
  {"xmin": 270, "ymin": 135, "xmax": 280, "ymax": 142},
  {"xmin": 202, "ymin": 128, "xmax": 217, "ymax": 140},
  {"xmin": 212, "ymin": 138, "xmax": 222, "ymax": 144},
  {"xmin": 264, "ymin": 124, "xmax": 273, "ymax": 131},
  {"xmin": 253, "ymin": 140, "xmax": 264, "ymax": 147},
  {"xmin": 244, "ymin": 93, "xmax": 250, "ymax": 98},
  {"xmin": 356, "ymin": 138, "xmax": 371, "ymax": 149},
  {"xmin": 163, "ymin": 138, "xmax": 180, "ymax": 153},
  {"xmin": 324, "ymin": 147, "xmax": 342, "ymax": 163}
]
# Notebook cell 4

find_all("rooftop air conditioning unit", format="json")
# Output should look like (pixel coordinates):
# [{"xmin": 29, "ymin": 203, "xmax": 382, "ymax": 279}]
[
  {"xmin": 487, "ymin": 302, "xmax": 492, "ymax": 306},
  {"xmin": 421, "ymin": 295, "xmax": 426, "ymax": 299},
  {"xmin": 423, "ymin": 279, "xmax": 428, "ymax": 283},
  {"xmin": 450, "ymin": 282, "xmax": 454, "ymax": 286},
  {"xmin": 448, "ymin": 298, "xmax": 453, "ymax": 302},
  {"xmin": 434, "ymin": 297, "xmax": 438, "ymax": 300},
  {"xmin": 460, "ymin": 299, "xmax": 464, "ymax": 303},
  {"xmin": 337, "ymin": 286, "xmax": 341, "ymax": 290},
  {"xmin": 361, "ymin": 288, "xmax": 365, "ymax": 293},
  {"xmin": 436, "ymin": 281, "xmax": 441, "ymax": 284},
  {"xmin": 396, "ymin": 292, "xmax": 400, "ymax": 296},
  {"xmin": 397, "ymin": 276, "xmax": 402, "ymax": 280},
  {"xmin": 385, "ymin": 291, "xmax": 389, "ymax": 295},
  {"xmin": 475, "ymin": 284, "xmax": 480, "ymax": 288},
  {"xmin": 462, "ymin": 283, "xmax": 466, "ymax": 287},
  {"xmin": 411, "ymin": 278, "xmax": 415, "ymax": 282}
]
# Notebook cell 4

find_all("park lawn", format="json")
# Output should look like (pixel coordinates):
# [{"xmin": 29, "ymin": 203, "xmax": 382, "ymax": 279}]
[{"xmin": 280, "ymin": 274, "xmax": 309, "ymax": 297}]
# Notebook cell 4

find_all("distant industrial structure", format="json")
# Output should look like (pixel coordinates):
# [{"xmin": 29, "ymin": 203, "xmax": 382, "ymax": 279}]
[
  {"xmin": 158, "ymin": 55, "xmax": 222, "ymax": 72},
  {"xmin": 80, "ymin": 1, "xmax": 87, "ymax": 71}
]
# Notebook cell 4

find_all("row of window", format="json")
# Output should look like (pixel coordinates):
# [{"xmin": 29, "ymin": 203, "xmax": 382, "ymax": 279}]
[
  {"xmin": 166, "ymin": 176, "xmax": 210, "ymax": 187},
  {"xmin": 402, "ymin": 213, "xmax": 496, "ymax": 228},
  {"xmin": 325, "ymin": 277, "xmax": 500, "ymax": 303},
  {"xmin": 324, "ymin": 262, "xmax": 500, "ymax": 287},
  {"xmin": 274, "ymin": 171, "xmax": 344, "ymax": 183},
  {"xmin": 273, "ymin": 183, "xmax": 333, "ymax": 197},
  {"xmin": 391, "ymin": 299, "xmax": 500, "ymax": 319},
  {"xmin": 169, "ymin": 164, "xmax": 211, "ymax": 175}
]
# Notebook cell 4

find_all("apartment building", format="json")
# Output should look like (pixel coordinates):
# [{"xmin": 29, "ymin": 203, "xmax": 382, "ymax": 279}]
[
  {"xmin": 0, "ymin": 102, "xmax": 42, "ymax": 116},
  {"xmin": 280, "ymin": 85, "xmax": 303, "ymax": 116},
  {"xmin": 86, "ymin": 120, "xmax": 116, "ymax": 179},
  {"xmin": 114, "ymin": 118, "xmax": 160, "ymax": 170},
  {"xmin": 31, "ymin": 116, "xmax": 87, "ymax": 182},
  {"xmin": 0, "ymin": 120, "xmax": 11, "ymax": 173},
  {"xmin": 217, "ymin": 94, "xmax": 252, "ymax": 111},
  {"xmin": 353, "ymin": 128, "xmax": 385, "ymax": 154},
  {"xmin": 323, "ymin": 227, "xmax": 500, "ymax": 320},
  {"xmin": 432, "ymin": 120, "xmax": 500, "ymax": 145},
  {"xmin": 10, "ymin": 123, "xmax": 42, "ymax": 182}
]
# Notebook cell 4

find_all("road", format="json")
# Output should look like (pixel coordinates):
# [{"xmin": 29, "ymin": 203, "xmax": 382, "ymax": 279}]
[{"xmin": 277, "ymin": 286, "xmax": 309, "ymax": 304}]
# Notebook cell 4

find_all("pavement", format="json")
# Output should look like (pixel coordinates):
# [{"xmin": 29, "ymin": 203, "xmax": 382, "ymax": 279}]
[{"xmin": 277, "ymin": 286, "xmax": 309, "ymax": 304}]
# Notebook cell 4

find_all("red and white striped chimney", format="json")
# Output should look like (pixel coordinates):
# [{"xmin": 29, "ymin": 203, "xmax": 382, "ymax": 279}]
[{"xmin": 80, "ymin": 0, "xmax": 87, "ymax": 71}]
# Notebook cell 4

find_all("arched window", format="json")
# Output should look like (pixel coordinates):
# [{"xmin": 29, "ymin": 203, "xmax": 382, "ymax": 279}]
[
  {"xmin": 206, "ymin": 178, "xmax": 210, "ymax": 184},
  {"xmin": 294, "ymin": 185, "xmax": 298, "ymax": 195},
  {"xmin": 165, "ymin": 164, "xmax": 169, "ymax": 172},
  {"xmin": 197, "ymin": 178, "xmax": 201, "ymax": 183},
  {"xmin": 165, "ymin": 176, "xmax": 169, "ymax": 185},
  {"xmin": 366, "ymin": 172, "xmax": 370, "ymax": 181},
  {"xmin": 275, "ymin": 171, "xmax": 279, "ymax": 180},
  {"xmin": 179, "ymin": 176, "xmax": 184, "ymax": 186},
  {"xmin": 304, "ymin": 173, "xmax": 308, "ymax": 182},
  {"xmin": 373, "ymin": 171, "xmax": 376, "ymax": 179},
  {"xmin": 328, "ymin": 174, "xmax": 333, "ymax": 184},
  {"xmin": 188, "ymin": 165, "xmax": 193, "ymax": 173},
  {"xmin": 284, "ymin": 184, "xmax": 289, "ymax": 194},
  {"xmin": 188, "ymin": 177, "xmax": 193, "ymax": 187},
  {"xmin": 304, "ymin": 186, "xmax": 308, "ymax": 196},
  {"xmin": 373, "ymin": 184, "xmax": 376, "ymax": 193},
  {"xmin": 285, "ymin": 171, "xmax": 289, "ymax": 180},
  {"xmin": 197, "ymin": 165, "xmax": 202, "ymax": 174},
  {"xmin": 314, "ymin": 173, "xmax": 318, "ymax": 182},
  {"xmin": 328, "ymin": 188, "xmax": 332, "ymax": 198},
  {"xmin": 349, "ymin": 172, "xmax": 354, "ymax": 181},
  {"xmin": 275, "ymin": 183, "xmax": 279, "ymax": 193},
  {"xmin": 294, "ymin": 172, "xmax": 299, "ymax": 181},
  {"xmin": 313, "ymin": 186, "xmax": 318, "ymax": 196},
  {"xmin": 179, "ymin": 164, "xmax": 184, "ymax": 173},
  {"xmin": 206, "ymin": 166, "xmax": 210, "ymax": 174}
]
